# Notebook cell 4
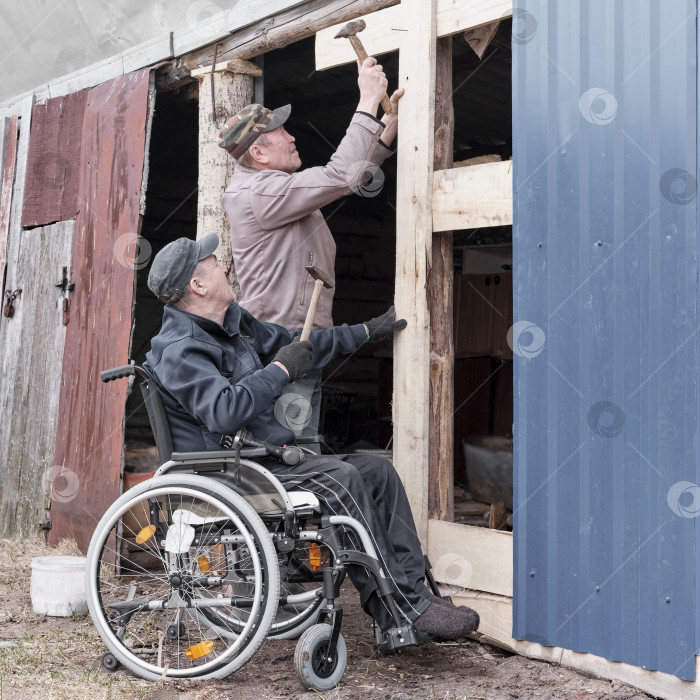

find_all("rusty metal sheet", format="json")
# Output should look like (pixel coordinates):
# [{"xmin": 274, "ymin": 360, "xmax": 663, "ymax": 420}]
[
  {"xmin": 21, "ymin": 90, "xmax": 89, "ymax": 227},
  {"xmin": 49, "ymin": 69, "xmax": 152, "ymax": 551},
  {"xmin": 0, "ymin": 115, "xmax": 18, "ymax": 282}
]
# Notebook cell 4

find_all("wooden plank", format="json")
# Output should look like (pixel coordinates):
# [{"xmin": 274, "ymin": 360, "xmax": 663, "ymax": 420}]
[
  {"xmin": 122, "ymin": 32, "xmax": 174, "ymax": 74},
  {"xmin": 47, "ymin": 56, "xmax": 125, "ymax": 100},
  {"xmin": 0, "ymin": 115, "xmax": 18, "ymax": 283},
  {"xmin": 427, "ymin": 519, "xmax": 512, "ymax": 596},
  {"xmin": 0, "ymin": 222, "xmax": 74, "ymax": 537},
  {"xmin": 432, "ymin": 160, "xmax": 513, "ymax": 232},
  {"xmin": 139, "ymin": 78, "xmax": 157, "ymax": 216},
  {"xmin": 4, "ymin": 96, "xmax": 34, "ymax": 293},
  {"xmin": 0, "ymin": 117, "xmax": 9, "ymax": 190},
  {"xmin": 315, "ymin": 0, "xmax": 513, "ymax": 71},
  {"xmin": 447, "ymin": 589, "xmax": 700, "ymax": 700},
  {"xmin": 0, "ymin": 87, "xmax": 50, "ymax": 121},
  {"xmin": 392, "ymin": 0, "xmax": 437, "ymax": 547},
  {"xmin": 21, "ymin": 90, "xmax": 89, "ymax": 227},
  {"xmin": 428, "ymin": 36, "xmax": 454, "ymax": 522}
]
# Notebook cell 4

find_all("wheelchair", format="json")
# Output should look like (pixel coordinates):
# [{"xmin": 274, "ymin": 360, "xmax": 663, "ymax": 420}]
[{"xmin": 86, "ymin": 364, "xmax": 445, "ymax": 690}]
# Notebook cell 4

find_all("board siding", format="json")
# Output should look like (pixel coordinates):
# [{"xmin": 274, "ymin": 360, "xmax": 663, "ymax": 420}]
[
  {"xmin": 0, "ymin": 222, "xmax": 74, "ymax": 536},
  {"xmin": 49, "ymin": 69, "xmax": 152, "ymax": 552}
]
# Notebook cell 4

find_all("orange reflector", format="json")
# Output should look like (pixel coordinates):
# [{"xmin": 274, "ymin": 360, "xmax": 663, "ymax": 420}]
[
  {"xmin": 186, "ymin": 640, "xmax": 214, "ymax": 659},
  {"xmin": 309, "ymin": 542, "xmax": 322, "ymax": 571},
  {"xmin": 198, "ymin": 555, "xmax": 211, "ymax": 572},
  {"xmin": 135, "ymin": 524, "xmax": 156, "ymax": 544}
]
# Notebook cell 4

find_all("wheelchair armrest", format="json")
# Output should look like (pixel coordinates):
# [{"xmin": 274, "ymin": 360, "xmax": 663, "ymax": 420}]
[{"xmin": 170, "ymin": 448, "xmax": 269, "ymax": 461}]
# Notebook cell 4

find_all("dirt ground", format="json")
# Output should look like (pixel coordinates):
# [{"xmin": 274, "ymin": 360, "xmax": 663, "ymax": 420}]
[{"xmin": 0, "ymin": 536, "xmax": 656, "ymax": 700}]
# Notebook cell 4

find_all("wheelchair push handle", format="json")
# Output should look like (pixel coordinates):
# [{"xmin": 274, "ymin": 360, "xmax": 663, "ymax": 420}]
[
  {"xmin": 101, "ymin": 365, "xmax": 136, "ymax": 382},
  {"xmin": 101, "ymin": 364, "xmax": 151, "ymax": 383}
]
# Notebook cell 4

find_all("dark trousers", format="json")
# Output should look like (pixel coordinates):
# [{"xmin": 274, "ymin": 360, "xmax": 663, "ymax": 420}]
[{"xmin": 265, "ymin": 453, "xmax": 431, "ymax": 630}]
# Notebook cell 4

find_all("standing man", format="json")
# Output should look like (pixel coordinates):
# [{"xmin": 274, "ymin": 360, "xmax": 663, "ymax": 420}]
[{"xmin": 219, "ymin": 57, "xmax": 403, "ymax": 448}]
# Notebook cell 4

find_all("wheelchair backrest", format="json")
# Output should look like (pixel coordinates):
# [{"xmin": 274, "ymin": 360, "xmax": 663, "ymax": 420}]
[{"xmin": 138, "ymin": 371, "xmax": 175, "ymax": 464}]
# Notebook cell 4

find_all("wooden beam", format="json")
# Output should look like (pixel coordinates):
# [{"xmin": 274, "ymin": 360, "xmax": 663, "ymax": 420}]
[
  {"xmin": 427, "ymin": 519, "xmax": 512, "ymax": 597},
  {"xmin": 428, "ymin": 36, "xmax": 454, "ymax": 522},
  {"xmin": 196, "ymin": 68, "xmax": 255, "ymax": 298},
  {"xmin": 173, "ymin": 0, "xmax": 310, "ymax": 57},
  {"xmin": 432, "ymin": 160, "xmax": 512, "ymax": 232},
  {"xmin": 165, "ymin": 0, "xmax": 401, "ymax": 85},
  {"xmin": 315, "ymin": 0, "xmax": 513, "ymax": 71},
  {"xmin": 190, "ymin": 59, "xmax": 263, "ymax": 79},
  {"xmin": 448, "ymin": 589, "xmax": 700, "ymax": 700},
  {"xmin": 392, "ymin": 0, "xmax": 437, "ymax": 548}
]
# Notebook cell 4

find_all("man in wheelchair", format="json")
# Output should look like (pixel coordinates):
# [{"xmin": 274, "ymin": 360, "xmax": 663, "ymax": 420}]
[{"xmin": 142, "ymin": 233, "xmax": 479, "ymax": 644}]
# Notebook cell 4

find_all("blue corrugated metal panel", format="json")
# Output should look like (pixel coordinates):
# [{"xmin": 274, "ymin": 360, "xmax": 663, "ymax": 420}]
[{"xmin": 512, "ymin": 0, "xmax": 697, "ymax": 680}]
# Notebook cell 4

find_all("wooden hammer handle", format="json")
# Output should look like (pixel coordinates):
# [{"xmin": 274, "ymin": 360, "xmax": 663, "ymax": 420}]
[
  {"xmin": 349, "ymin": 36, "xmax": 393, "ymax": 115},
  {"xmin": 300, "ymin": 279, "xmax": 324, "ymax": 341}
]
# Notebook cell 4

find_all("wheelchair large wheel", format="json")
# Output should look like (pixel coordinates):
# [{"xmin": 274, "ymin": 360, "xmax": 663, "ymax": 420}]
[
  {"xmin": 86, "ymin": 474, "xmax": 279, "ymax": 681},
  {"xmin": 294, "ymin": 623, "xmax": 347, "ymax": 691}
]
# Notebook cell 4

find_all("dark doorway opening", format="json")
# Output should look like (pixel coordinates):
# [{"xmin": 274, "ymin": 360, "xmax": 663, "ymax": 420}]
[{"xmin": 123, "ymin": 88, "xmax": 199, "ymax": 475}]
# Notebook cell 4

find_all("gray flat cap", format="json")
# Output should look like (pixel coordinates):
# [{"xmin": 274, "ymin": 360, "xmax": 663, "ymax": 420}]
[{"xmin": 147, "ymin": 233, "xmax": 219, "ymax": 303}]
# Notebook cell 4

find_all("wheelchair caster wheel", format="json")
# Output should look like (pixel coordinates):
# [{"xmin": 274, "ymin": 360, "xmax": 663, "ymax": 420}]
[
  {"xmin": 166, "ymin": 623, "xmax": 186, "ymax": 640},
  {"xmin": 294, "ymin": 623, "xmax": 347, "ymax": 691},
  {"xmin": 102, "ymin": 652, "xmax": 121, "ymax": 672}
]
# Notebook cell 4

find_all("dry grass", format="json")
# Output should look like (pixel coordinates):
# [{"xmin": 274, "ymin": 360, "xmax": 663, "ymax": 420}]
[{"xmin": 0, "ymin": 535, "xmax": 151, "ymax": 700}]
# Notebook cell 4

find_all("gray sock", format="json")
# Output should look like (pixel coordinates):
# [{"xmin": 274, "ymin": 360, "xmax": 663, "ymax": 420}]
[
  {"xmin": 414, "ymin": 602, "xmax": 470, "ymax": 640},
  {"xmin": 429, "ymin": 596, "xmax": 480, "ymax": 634}
]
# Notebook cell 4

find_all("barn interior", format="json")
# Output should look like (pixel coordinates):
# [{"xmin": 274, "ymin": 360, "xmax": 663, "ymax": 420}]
[{"xmin": 125, "ymin": 23, "xmax": 514, "ymax": 528}]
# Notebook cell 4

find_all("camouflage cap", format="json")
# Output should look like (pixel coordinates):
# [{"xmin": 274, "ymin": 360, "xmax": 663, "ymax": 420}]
[{"xmin": 218, "ymin": 103, "xmax": 292, "ymax": 158}]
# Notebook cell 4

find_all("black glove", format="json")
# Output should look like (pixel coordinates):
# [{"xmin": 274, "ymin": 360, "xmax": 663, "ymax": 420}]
[
  {"xmin": 363, "ymin": 306, "xmax": 407, "ymax": 344},
  {"xmin": 273, "ymin": 339, "xmax": 313, "ymax": 381}
]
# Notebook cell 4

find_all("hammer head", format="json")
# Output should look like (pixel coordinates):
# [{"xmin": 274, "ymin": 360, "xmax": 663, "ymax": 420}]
[
  {"xmin": 334, "ymin": 19, "xmax": 366, "ymax": 39},
  {"xmin": 306, "ymin": 266, "xmax": 334, "ymax": 289}
]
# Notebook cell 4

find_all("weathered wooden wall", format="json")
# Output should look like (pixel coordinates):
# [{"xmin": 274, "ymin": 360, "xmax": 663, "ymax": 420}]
[
  {"xmin": 49, "ymin": 70, "xmax": 152, "ymax": 552},
  {"xmin": 0, "ymin": 222, "xmax": 74, "ymax": 537}
]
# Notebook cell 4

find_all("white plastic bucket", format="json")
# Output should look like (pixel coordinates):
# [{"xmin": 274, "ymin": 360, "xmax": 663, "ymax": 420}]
[{"xmin": 30, "ymin": 556, "xmax": 88, "ymax": 616}]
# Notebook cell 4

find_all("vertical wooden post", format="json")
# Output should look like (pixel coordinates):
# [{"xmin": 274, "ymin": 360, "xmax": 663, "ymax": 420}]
[
  {"xmin": 428, "ymin": 36, "xmax": 455, "ymax": 522},
  {"xmin": 195, "ymin": 63, "xmax": 258, "ymax": 298},
  {"xmin": 393, "ymin": 0, "xmax": 437, "ymax": 547}
]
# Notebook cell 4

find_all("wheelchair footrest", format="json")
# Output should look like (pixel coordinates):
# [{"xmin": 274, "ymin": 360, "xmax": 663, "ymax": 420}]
[{"xmin": 375, "ymin": 622, "xmax": 431, "ymax": 653}]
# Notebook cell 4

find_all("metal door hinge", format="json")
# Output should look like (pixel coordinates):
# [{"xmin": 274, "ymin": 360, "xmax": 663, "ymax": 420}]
[
  {"xmin": 55, "ymin": 276, "xmax": 74, "ymax": 292},
  {"xmin": 3, "ymin": 289, "xmax": 21, "ymax": 318}
]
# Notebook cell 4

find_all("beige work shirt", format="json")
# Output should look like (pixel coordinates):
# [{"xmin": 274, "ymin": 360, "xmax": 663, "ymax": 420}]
[{"xmin": 221, "ymin": 112, "xmax": 392, "ymax": 331}]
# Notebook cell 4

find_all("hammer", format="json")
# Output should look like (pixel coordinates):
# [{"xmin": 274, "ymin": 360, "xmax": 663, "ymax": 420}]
[
  {"xmin": 300, "ymin": 266, "xmax": 334, "ymax": 341},
  {"xmin": 334, "ymin": 20, "xmax": 393, "ymax": 115}
]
